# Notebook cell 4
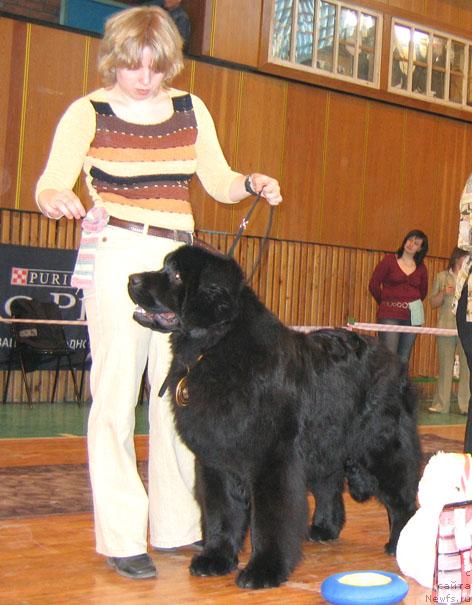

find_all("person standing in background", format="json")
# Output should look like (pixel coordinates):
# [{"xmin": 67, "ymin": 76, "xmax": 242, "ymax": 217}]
[
  {"xmin": 144, "ymin": 0, "xmax": 190, "ymax": 49},
  {"xmin": 454, "ymin": 172, "xmax": 472, "ymax": 453},
  {"xmin": 429, "ymin": 247, "xmax": 470, "ymax": 415},
  {"xmin": 369, "ymin": 229, "xmax": 429, "ymax": 364}
]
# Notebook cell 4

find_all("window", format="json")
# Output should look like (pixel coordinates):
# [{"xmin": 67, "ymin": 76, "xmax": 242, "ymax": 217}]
[
  {"xmin": 270, "ymin": 0, "xmax": 382, "ymax": 87},
  {"xmin": 390, "ymin": 19, "xmax": 472, "ymax": 110}
]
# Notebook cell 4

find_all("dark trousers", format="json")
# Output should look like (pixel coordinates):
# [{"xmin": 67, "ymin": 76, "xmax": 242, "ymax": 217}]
[
  {"xmin": 456, "ymin": 284, "xmax": 472, "ymax": 453},
  {"xmin": 377, "ymin": 318, "xmax": 417, "ymax": 364}
]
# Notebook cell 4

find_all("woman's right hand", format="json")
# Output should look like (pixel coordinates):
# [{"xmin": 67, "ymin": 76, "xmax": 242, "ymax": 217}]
[{"xmin": 37, "ymin": 189, "xmax": 86, "ymax": 220}]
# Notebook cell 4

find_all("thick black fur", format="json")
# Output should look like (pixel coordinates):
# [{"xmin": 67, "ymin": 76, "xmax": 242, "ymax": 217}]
[{"xmin": 128, "ymin": 245, "xmax": 421, "ymax": 590}]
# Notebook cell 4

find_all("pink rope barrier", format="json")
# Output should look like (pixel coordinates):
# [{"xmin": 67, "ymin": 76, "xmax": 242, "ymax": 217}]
[
  {"xmin": 292, "ymin": 323, "xmax": 458, "ymax": 336},
  {"xmin": 0, "ymin": 319, "xmax": 458, "ymax": 335},
  {"xmin": 0, "ymin": 317, "xmax": 88, "ymax": 326},
  {"xmin": 347, "ymin": 322, "xmax": 457, "ymax": 336}
]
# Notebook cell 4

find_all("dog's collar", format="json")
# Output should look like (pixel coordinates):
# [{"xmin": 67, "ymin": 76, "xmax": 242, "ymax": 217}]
[{"xmin": 158, "ymin": 354, "xmax": 203, "ymax": 406}]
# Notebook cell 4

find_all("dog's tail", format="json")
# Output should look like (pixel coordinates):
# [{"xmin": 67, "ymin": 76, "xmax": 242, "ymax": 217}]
[{"xmin": 345, "ymin": 460, "xmax": 378, "ymax": 502}]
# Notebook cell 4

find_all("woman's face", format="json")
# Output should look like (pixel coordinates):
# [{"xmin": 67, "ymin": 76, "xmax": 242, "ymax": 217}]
[
  {"xmin": 404, "ymin": 236, "xmax": 423, "ymax": 256},
  {"xmin": 455, "ymin": 255, "xmax": 467, "ymax": 271},
  {"xmin": 115, "ymin": 47, "xmax": 165, "ymax": 101}
]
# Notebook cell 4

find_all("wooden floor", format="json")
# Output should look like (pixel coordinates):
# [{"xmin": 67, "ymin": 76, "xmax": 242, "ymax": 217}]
[{"xmin": 0, "ymin": 424, "xmax": 464, "ymax": 605}]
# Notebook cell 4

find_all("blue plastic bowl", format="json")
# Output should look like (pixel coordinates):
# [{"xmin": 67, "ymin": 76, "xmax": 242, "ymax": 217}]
[{"xmin": 320, "ymin": 570, "xmax": 409, "ymax": 605}]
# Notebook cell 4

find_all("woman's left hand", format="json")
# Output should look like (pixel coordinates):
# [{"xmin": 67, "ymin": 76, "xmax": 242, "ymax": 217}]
[{"xmin": 250, "ymin": 173, "xmax": 283, "ymax": 206}]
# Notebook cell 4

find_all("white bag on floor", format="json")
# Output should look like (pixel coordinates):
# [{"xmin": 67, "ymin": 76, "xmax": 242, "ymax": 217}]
[{"xmin": 396, "ymin": 452, "xmax": 472, "ymax": 589}]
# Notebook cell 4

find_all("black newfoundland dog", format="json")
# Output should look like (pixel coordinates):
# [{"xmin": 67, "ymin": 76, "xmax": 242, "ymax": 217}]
[{"xmin": 128, "ymin": 245, "xmax": 421, "ymax": 590}]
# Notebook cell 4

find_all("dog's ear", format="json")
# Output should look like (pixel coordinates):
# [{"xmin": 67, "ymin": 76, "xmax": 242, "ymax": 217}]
[{"xmin": 182, "ymin": 261, "xmax": 242, "ymax": 329}]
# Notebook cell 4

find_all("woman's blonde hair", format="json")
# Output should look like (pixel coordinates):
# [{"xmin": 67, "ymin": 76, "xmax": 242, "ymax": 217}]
[{"xmin": 98, "ymin": 6, "xmax": 184, "ymax": 88}]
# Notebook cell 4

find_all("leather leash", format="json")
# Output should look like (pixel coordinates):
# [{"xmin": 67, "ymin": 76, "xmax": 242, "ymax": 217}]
[{"xmin": 227, "ymin": 192, "xmax": 275, "ymax": 284}]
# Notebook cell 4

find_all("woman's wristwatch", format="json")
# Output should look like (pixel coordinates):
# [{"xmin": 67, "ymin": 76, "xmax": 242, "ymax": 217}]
[{"xmin": 244, "ymin": 174, "xmax": 258, "ymax": 196}]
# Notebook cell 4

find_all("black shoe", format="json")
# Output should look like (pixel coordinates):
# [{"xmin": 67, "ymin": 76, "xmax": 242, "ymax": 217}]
[
  {"xmin": 154, "ymin": 540, "xmax": 204, "ymax": 553},
  {"xmin": 106, "ymin": 553, "xmax": 157, "ymax": 579}
]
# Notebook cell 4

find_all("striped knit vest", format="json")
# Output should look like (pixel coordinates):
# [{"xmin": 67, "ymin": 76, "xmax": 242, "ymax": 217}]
[{"xmin": 86, "ymin": 94, "xmax": 198, "ymax": 217}]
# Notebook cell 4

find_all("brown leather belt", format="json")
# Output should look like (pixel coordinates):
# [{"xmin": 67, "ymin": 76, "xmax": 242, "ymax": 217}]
[{"xmin": 108, "ymin": 216, "xmax": 193, "ymax": 245}]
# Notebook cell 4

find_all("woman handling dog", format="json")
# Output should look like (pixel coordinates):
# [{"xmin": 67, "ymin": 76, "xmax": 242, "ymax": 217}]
[
  {"xmin": 35, "ymin": 6, "xmax": 282, "ymax": 580},
  {"xmin": 369, "ymin": 230, "xmax": 429, "ymax": 364}
]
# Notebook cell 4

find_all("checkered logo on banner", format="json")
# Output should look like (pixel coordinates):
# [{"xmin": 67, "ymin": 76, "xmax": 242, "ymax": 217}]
[{"xmin": 11, "ymin": 267, "xmax": 28, "ymax": 286}]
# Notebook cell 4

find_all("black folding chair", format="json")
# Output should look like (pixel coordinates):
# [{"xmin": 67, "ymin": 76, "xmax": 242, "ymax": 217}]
[{"xmin": 2, "ymin": 298, "xmax": 81, "ymax": 406}]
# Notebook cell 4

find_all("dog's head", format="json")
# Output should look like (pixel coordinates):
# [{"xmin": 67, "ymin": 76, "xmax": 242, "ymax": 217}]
[{"xmin": 128, "ymin": 245, "xmax": 245, "ymax": 334}]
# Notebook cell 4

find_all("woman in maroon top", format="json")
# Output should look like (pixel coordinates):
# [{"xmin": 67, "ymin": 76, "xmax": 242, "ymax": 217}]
[{"xmin": 369, "ymin": 229, "xmax": 429, "ymax": 363}]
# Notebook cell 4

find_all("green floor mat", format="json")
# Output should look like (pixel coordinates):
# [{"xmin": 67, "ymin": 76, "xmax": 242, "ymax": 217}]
[
  {"xmin": 0, "ymin": 396, "xmax": 466, "ymax": 439},
  {"xmin": 0, "ymin": 401, "xmax": 149, "ymax": 439}
]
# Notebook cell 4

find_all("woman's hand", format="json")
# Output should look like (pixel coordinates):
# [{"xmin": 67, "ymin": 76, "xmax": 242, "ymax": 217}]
[
  {"xmin": 249, "ymin": 173, "xmax": 283, "ymax": 206},
  {"xmin": 37, "ymin": 189, "xmax": 86, "ymax": 220}
]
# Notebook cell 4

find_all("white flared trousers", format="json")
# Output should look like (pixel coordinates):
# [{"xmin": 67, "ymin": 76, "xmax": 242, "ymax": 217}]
[{"xmin": 84, "ymin": 226, "xmax": 201, "ymax": 557}]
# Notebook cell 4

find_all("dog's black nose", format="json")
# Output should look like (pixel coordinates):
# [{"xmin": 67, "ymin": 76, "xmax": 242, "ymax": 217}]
[{"xmin": 129, "ymin": 273, "xmax": 143, "ymax": 287}]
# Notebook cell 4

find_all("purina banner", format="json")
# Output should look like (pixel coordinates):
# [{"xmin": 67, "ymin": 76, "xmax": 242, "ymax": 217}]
[{"xmin": 0, "ymin": 243, "xmax": 88, "ymax": 367}]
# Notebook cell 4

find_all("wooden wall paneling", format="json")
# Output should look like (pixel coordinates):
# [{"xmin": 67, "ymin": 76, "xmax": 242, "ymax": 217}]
[
  {"xmin": 278, "ymin": 241, "xmax": 290, "ymax": 323},
  {"xmin": 284, "ymin": 242, "xmax": 297, "ymax": 324},
  {"xmin": 85, "ymin": 36, "xmax": 102, "ymax": 94},
  {"xmin": 9, "ymin": 210, "xmax": 22, "ymax": 244},
  {"xmin": 359, "ymin": 103, "xmax": 405, "ymax": 251},
  {"xmin": 315, "ymin": 245, "xmax": 327, "ymax": 326},
  {"xmin": 189, "ymin": 61, "xmax": 240, "ymax": 233},
  {"xmin": 277, "ymin": 82, "xmax": 328, "ymax": 242},
  {"xmin": 325, "ymin": 245, "xmax": 337, "ymax": 326},
  {"xmin": 306, "ymin": 244, "xmax": 319, "ymax": 326},
  {"xmin": 258, "ymin": 238, "xmax": 273, "ymax": 311},
  {"xmin": 211, "ymin": 0, "xmax": 263, "ymax": 67},
  {"xmin": 350, "ymin": 248, "xmax": 372, "ymax": 324},
  {"xmin": 0, "ymin": 18, "xmax": 27, "ymax": 210},
  {"xmin": 386, "ymin": 0, "xmax": 426, "ymax": 17},
  {"xmin": 297, "ymin": 242, "xmax": 311, "ymax": 326},
  {"xmin": 311, "ymin": 244, "xmax": 322, "ymax": 326},
  {"xmin": 21, "ymin": 24, "xmax": 89, "ymax": 213},
  {"xmin": 289, "ymin": 242, "xmax": 303, "ymax": 326},
  {"xmin": 330, "ymin": 246, "xmax": 345, "ymax": 325},
  {"xmin": 234, "ymin": 236, "xmax": 249, "ymax": 281},
  {"xmin": 362, "ymin": 249, "xmax": 383, "ymax": 324},
  {"xmin": 286, "ymin": 242, "xmax": 300, "ymax": 325},
  {"xmin": 173, "ymin": 57, "xmax": 193, "ymax": 92},
  {"xmin": 233, "ymin": 72, "xmax": 287, "ymax": 237},
  {"xmin": 425, "ymin": 0, "xmax": 472, "ymax": 32},
  {"xmin": 276, "ymin": 240, "xmax": 289, "ymax": 323},
  {"xmin": 398, "ymin": 111, "xmax": 439, "ymax": 252},
  {"xmin": 256, "ymin": 239, "xmax": 270, "ymax": 299},
  {"xmin": 183, "ymin": 0, "xmax": 213, "ymax": 57},
  {"xmin": 336, "ymin": 247, "xmax": 350, "ymax": 325},
  {"xmin": 320, "ymin": 94, "xmax": 369, "ymax": 247},
  {"xmin": 271, "ymin": 240, "xmax": 284, "ymax": 319},
  {"xmin": 254, "ymin": 238, "xmax": 270, "ymax": 299},
  {"xmin": 430, "ymin": 119, "xmax": 469, "ymax": 258},
  {"xmin": 0, "ymin": 18, "xmax": 15, "ymax": 210}
]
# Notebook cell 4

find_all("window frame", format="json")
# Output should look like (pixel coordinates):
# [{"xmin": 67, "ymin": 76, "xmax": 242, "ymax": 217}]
[
  {"xmin": 268, "ymin": 0, "xmax": 383, "ymax": 89},
  {"xmin": 388, "ymin": 17, "xmax": 472, "ymax": 112}
]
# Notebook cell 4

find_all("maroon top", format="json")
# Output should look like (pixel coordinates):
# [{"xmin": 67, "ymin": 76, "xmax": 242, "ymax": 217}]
[{"xmin": 368, "ymin": 254, "xmax": 428, "ymax": 320}]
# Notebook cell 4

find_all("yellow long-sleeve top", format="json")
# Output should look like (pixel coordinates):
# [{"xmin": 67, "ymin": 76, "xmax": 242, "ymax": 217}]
[{"xmin": 36, "ymin": 87, "xmax": 241, "ymax": 232}]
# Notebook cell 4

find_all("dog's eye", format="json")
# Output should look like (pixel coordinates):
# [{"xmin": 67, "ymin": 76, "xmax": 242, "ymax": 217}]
[{"xmin": 174, "ymin": 271, "xmax": 182, "ymax": 283}]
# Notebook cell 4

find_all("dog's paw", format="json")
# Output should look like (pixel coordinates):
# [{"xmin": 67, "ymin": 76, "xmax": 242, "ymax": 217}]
[
  {"xmin": 236, "ymin": 562, "xmax": 287, "ymax": 589},
  {"xmin": 189, "ymin": 552, "xmax": 237, "ymax": 577},
  {"xmin": 308, "ymin": 524, "xmax": 339, "ymax": 542},
  {"xmin": 384, "ymin": 539, "xmax": 397, "ymax": 556}
]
